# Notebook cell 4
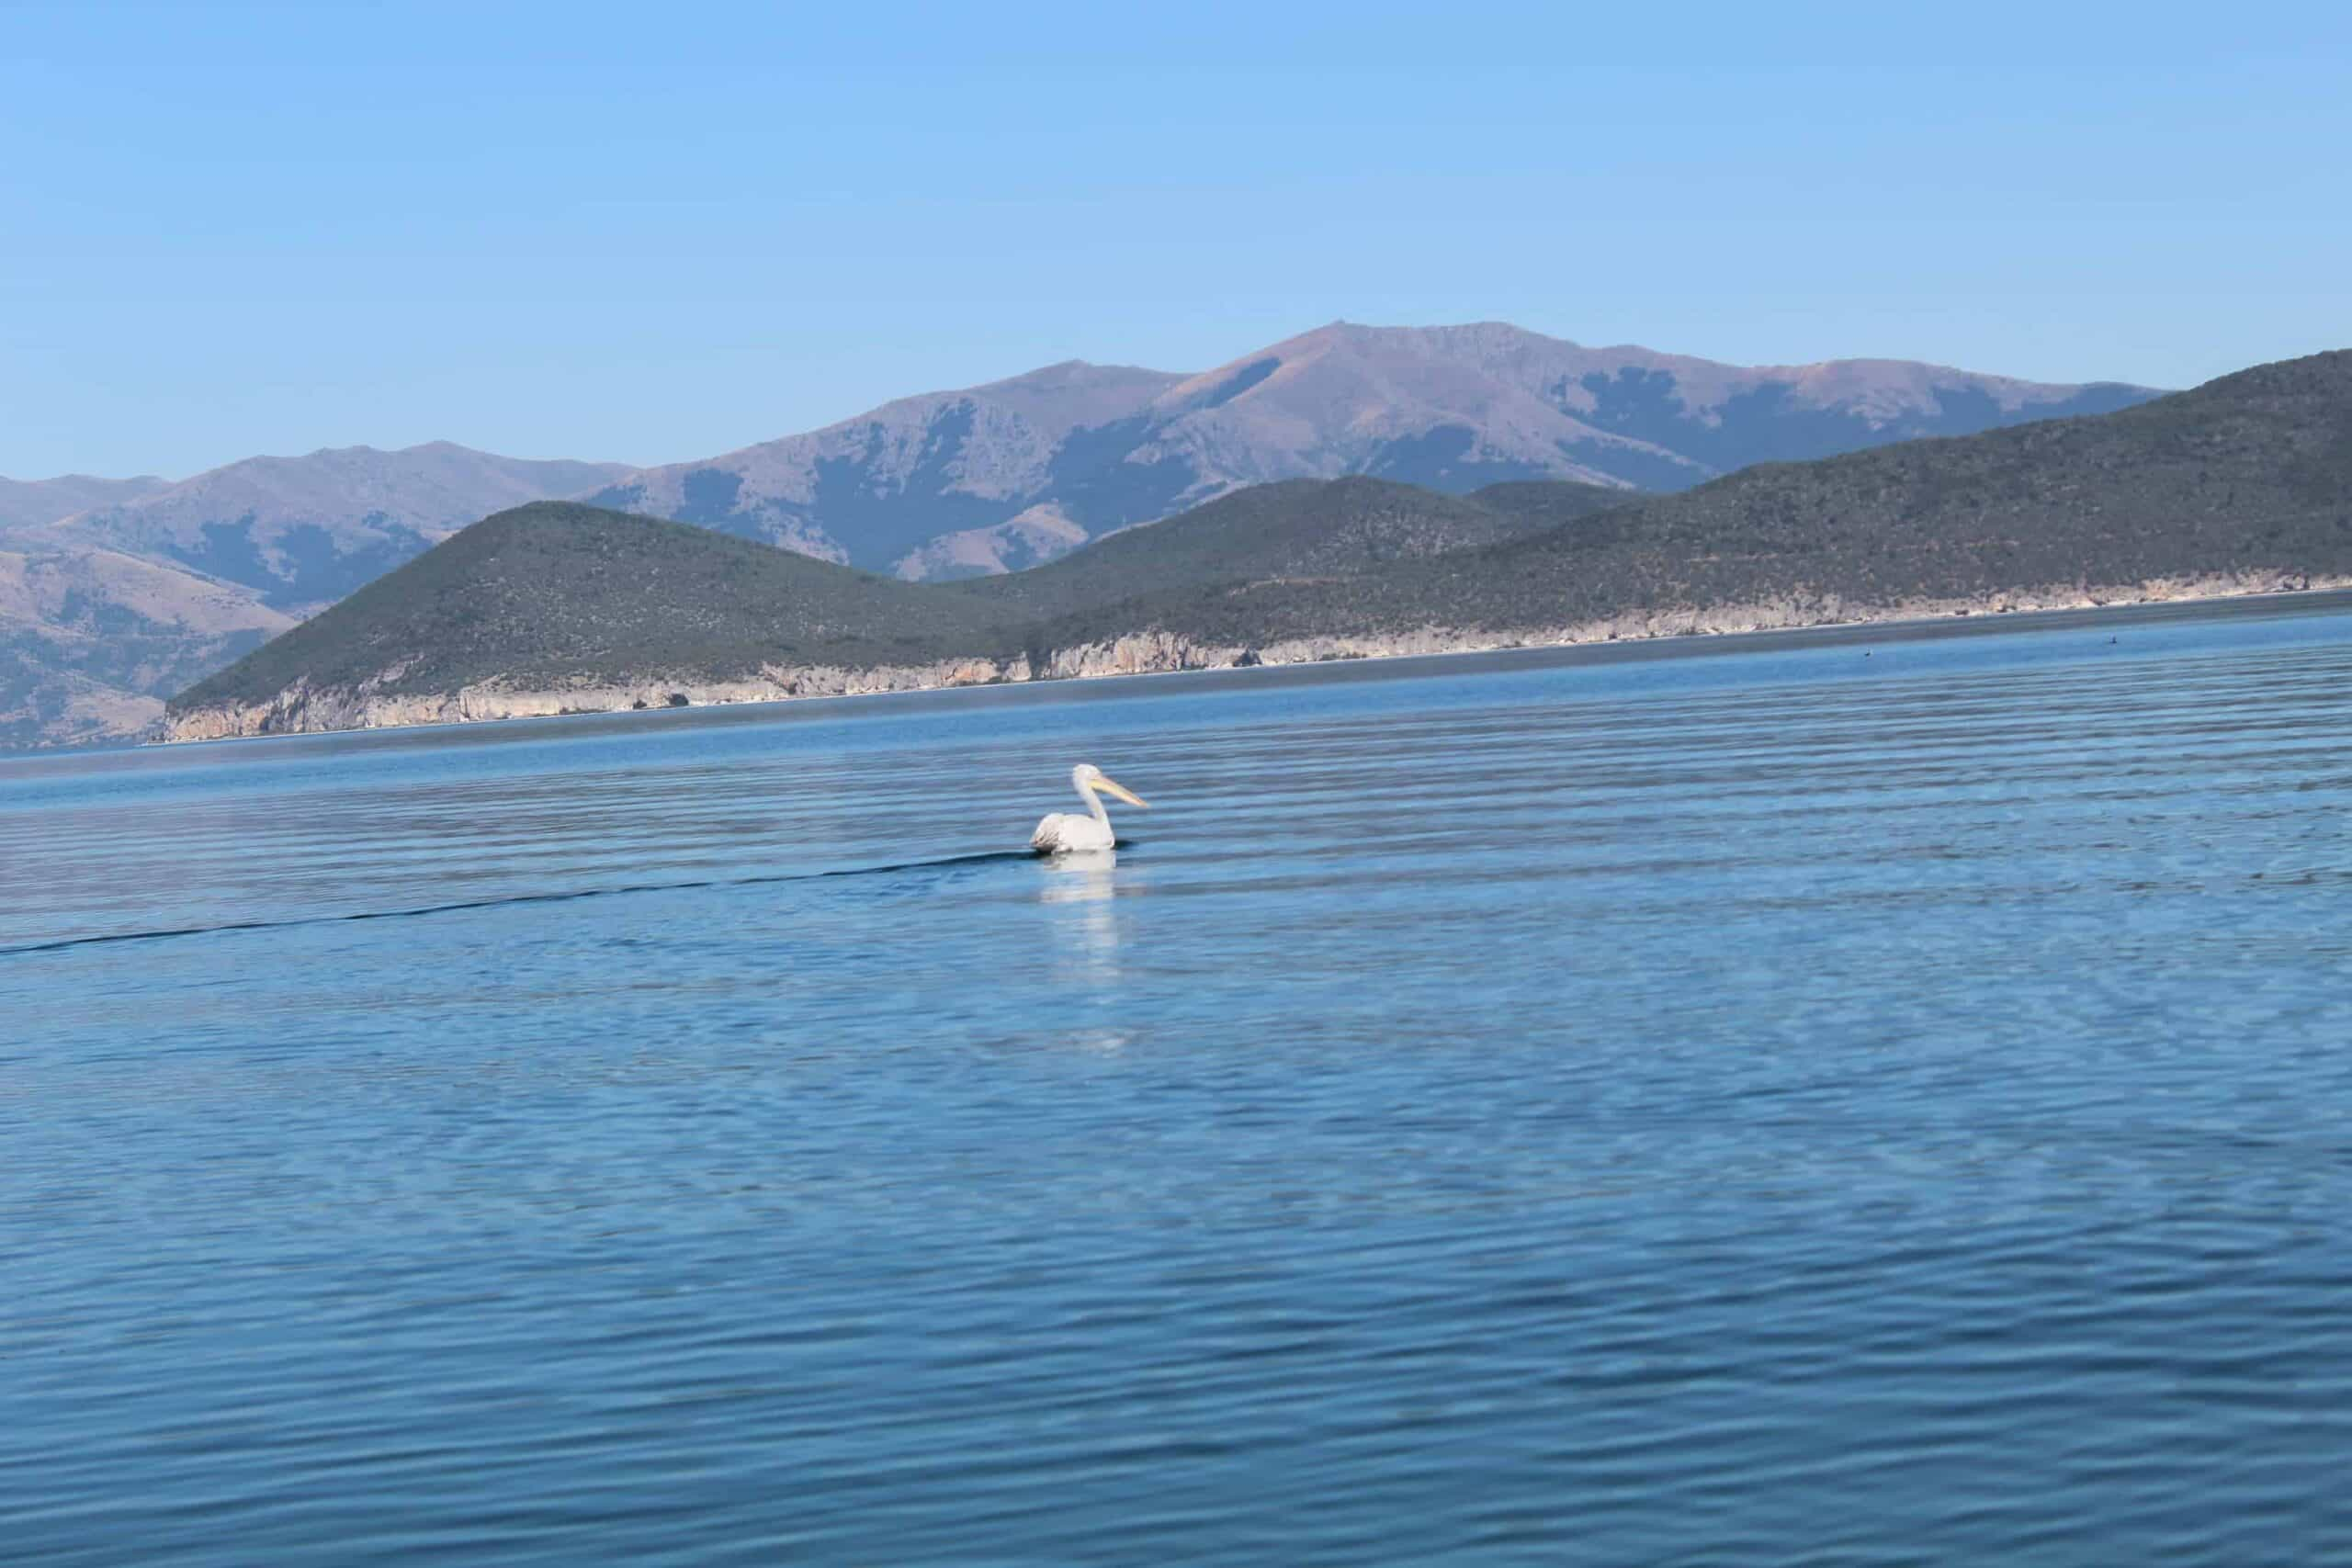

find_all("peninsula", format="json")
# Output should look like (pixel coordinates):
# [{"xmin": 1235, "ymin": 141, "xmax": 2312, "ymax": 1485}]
[{"xmin": 164, "ymin": 349, "xmax": 2352, "ymax": 742}]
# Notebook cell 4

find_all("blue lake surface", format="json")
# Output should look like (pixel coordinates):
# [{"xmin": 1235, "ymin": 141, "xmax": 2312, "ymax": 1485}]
[{"xmin": 6, "ymin": 595, "xmax": 2352, "ymax": 1563}]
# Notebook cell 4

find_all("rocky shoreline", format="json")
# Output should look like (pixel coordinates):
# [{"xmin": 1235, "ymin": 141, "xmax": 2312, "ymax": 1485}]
[{"xmin": 159, "ymin": 569, "xmax": 2347, "ymax": 744}]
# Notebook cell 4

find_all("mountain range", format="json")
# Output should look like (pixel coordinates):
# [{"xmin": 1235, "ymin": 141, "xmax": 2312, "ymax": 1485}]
[
  {"xmin": 6, "ymin": 321, "xmax": 2164, "ymax": 748},
  {"xmin": 582, "ymin": 321, "xmax": 2157, "ymax": 579},
  {"xmin": 164, "ymin": 348, "xmax": 2352, "ymax": 742},
  {"xmin": 0, "ymin": 473, "xmax": 171, "ymax": 533},
  {"xmin": 0, "ymin": 446, "xmax": 630, "ymax": 748}
]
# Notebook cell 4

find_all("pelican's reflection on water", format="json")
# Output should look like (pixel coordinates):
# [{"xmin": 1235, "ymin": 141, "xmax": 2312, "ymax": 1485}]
[{"xmin": 1036, "ymin": 848, "xmax": 1135, "ymax": 1015}]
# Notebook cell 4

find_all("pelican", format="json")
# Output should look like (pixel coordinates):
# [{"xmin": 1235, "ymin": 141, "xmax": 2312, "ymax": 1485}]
[{"xmin": 1030, "ymin": 763, "xmax": 1148, "ymax": 854}]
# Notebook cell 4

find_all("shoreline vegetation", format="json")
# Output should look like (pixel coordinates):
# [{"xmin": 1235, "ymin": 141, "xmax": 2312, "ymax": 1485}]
[
  {"xmin": 160, "ymin": 571, "xmax": 2346, "ymax": 744},
  {"xmin": 161, "ymin": 348, "xmax": 2352, "ymax": 744}
]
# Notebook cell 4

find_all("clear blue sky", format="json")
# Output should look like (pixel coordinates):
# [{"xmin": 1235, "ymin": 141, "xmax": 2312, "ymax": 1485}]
[{"xmin": 5, "ymin": 1, "xmax": 2346, "ymax": 479}]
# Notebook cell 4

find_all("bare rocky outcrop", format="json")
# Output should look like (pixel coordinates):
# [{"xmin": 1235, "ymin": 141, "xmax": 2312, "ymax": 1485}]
[
  {"xmin": 889, "ymin": 504, "xmax": 1091, "ymax": 581},
  {"xmin": 161, "ymin": 656, "xmax": 1032, "ymax": 742},
  {"xmin": 159, "ymin": 570, "xmax": 2346, "ymax": 744}
]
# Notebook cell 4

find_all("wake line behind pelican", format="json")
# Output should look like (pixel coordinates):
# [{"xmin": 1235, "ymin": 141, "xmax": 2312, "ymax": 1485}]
[{"xmin": 0, "ymin": 851, "xmax": 1038, "ymax": 960}]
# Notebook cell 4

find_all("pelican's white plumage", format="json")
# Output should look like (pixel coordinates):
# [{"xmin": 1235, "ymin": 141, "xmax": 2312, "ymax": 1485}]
[{"xmin": 1030, "ymin": 763, "xmax": 1149, "ymax": 853}]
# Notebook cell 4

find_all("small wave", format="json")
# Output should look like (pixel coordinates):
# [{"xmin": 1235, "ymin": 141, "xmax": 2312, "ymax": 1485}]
[{"xmin": 0, "ymin": 851, "xmax": 1039, "ymax": 960}]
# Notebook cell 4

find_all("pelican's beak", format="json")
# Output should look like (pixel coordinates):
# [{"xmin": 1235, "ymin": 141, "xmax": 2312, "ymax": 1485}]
[{"xmin": 1096, "ymin": 774, "xmax": 1149, "ymax": 808}]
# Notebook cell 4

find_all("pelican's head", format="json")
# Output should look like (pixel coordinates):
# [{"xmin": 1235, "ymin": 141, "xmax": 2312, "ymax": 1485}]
[{"xmin": 1072, "ymin": 762, "xmax": 1148, "ymax": 807}]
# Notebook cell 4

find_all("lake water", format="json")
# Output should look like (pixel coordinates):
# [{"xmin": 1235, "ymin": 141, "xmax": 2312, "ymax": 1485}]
[{"xmin": 6, "ymin": 595, "xmax": 2352, "ymax": 1564}]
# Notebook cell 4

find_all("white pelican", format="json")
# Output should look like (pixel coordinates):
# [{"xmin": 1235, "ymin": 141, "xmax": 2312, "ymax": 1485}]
[{"xmin": 1030, "ymin": 763, "xmax": 1149, "ymax": 854}]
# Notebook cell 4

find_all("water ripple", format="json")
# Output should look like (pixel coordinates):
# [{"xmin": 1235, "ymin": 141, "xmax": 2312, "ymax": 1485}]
[{"xmin": 6, "ymin": 598, "xmax": 2352, "ymax": 1564}]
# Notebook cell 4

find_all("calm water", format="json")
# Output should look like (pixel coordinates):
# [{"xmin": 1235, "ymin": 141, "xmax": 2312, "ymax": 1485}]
[{"xmin": 6, "ymin": 597, "xmax": 2352, "ymax": 1564}]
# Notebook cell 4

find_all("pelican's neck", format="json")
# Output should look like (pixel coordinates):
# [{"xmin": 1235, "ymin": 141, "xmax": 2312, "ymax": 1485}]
[{"xmin": 1077, "ymin": 779, "xmax": 1110, "ymax": 828}]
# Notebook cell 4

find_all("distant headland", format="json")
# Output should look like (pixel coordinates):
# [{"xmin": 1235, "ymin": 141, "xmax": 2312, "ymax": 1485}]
[{"xmin": 161, "ymin": 349, "xmax": 2352, "ymax": 743}]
